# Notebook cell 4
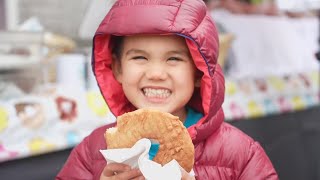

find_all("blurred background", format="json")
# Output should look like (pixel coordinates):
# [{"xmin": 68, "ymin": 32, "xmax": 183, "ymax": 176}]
[{"xmin": 0, "ymin": 0, "xmax": 319, "ymax": 179}]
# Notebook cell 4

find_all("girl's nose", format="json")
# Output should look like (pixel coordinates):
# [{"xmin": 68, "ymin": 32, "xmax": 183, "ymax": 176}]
[{"xmin": 145, "ymin": 63, "xmax": 168, "ymax": 80}]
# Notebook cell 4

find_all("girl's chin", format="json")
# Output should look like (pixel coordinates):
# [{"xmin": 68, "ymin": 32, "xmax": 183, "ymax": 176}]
[{"xmin": 138, "ymin": 105, "xmax": 169, "ymax": 113}]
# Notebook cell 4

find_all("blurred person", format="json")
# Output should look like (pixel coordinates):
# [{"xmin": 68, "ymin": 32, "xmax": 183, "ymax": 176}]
[
  {"xmin": 217, "ymin": 0, "xmax": 318, "ymax": 17},
  {"xmin": 220, "ymin": 0, "xmax": 280, "ymax": 15},
  {"xmin": 0, "ymin": 0, "xmax": 5, "ymax": 29},
  {"xmin": 203, "ymin": 0, "xmax": 220, "ymax": 11},
  {"xmin": 276, "ymin": 0, "xmax": 320, "ymax": 18}
]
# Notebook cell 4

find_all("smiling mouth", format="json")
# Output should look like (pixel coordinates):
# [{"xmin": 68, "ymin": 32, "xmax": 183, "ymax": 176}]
[{"xmin": 142, "ymin": 88, "xmax": 171, "ymax": 98}]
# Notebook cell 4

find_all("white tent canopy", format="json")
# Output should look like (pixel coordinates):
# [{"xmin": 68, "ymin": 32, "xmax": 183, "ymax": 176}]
[
  {"xmin": 276, "ymin": 0, "xmax": 320, "ymax": 11},
  {"xmin": 78, "ymin": 0, "xmax": 116, "ymax": 39}
]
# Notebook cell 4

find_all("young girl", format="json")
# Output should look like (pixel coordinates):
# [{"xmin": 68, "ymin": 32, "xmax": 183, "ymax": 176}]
[{"xmin": 57, "ymin": 0, "xmax": 278, "ymax": 179}]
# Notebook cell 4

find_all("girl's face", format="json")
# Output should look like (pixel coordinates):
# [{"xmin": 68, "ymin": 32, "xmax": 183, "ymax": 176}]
[{"xmin": 113, "ymin": 35, "xmax": 197, "ymax": 121}]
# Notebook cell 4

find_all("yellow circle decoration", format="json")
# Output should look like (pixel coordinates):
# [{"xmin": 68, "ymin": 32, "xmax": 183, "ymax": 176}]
[
  {"xmin": 87, "ymin": 92, "xmax": 109, "ymax": 117},
  {"xmin": 225, "ymin": 81, "xmax": 237, "ymax": 96},
  {"xmin": 28, "ymin": 138, "xmax": 55, "ymax": 154},
  {"xmin": 0, "ymin": 107, "xmax": 9, "ymax": 132},
  {"xmin": 268, "ymin": 77, "xmax": 285, "ymax": 91},
  {"xmin": 247, "ymin": 101, "xmax": 263, "ymax": 118},
  {"xmin": 292, "ymin": 96, "xmax": 305, "ymax": 111}
]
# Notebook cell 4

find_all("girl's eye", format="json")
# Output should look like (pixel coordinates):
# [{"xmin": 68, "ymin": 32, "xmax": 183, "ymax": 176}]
[
  {"xmin": 132, "ymin": 56, "xmax": 147, "ymax": 60},
  {"xmin": 168, "ymin": 57, "xmax": 182, "ymax": 61}
]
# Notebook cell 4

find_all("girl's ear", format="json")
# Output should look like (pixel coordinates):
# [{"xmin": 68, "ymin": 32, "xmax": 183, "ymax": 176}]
[
  {"xmin": 194, "ymin": 70, "xmax": 202, "ymax": 87},
  {"xmin": 111, "ymin": 54, "xmax": 123, "ymax": 84},
  {"xmin": 195, "ymin": 78, "xmax": 201, "ymax": 88}
]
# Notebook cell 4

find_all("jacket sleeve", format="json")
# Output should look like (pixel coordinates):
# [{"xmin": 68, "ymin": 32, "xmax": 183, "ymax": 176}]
[
  {"xmin": 56, "ymin": 136, "xmax": 94, "ymax": 180},
  {"xmin": 239, "ymin": 142, "xmax": 279, "ymax": 180}
]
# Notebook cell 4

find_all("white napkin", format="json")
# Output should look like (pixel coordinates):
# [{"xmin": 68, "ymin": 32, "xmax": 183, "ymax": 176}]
[{"xmin": 100, "ymin": 138, "xmax": 186, "ymax": 180}]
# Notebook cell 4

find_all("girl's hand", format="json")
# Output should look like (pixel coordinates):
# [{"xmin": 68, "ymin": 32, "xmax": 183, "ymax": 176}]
[
  {"xmin": 100, "ymin": 163, "xmax": 145, "ymax": 180},
  {"xmin": 180, "ymin": 167, "xmax": 196, "ymax": 180}
]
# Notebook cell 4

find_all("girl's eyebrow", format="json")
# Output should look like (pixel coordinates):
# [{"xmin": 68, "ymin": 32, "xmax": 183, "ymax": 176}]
[
  {"xmin": 166, "ymin": 50, "xmax": 189, "ymax": 56},
  {"xmin": 125, "ymin": 49, "xmax": 190, "ymax": 57},
  {"xmin": 125, "ymin": 49, "xmax": 146, "ymax": 55}
]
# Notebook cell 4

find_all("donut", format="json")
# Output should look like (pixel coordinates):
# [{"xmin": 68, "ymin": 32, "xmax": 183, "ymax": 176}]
[{"xmin": 105, "ymin": 108, "xmax": 195, "ymax": 172}]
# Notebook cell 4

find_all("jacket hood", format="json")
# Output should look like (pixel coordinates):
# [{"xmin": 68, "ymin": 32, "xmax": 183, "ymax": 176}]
[{"xmin": 92, "ymin": 0, "xmax": 225, "ymax": 143}]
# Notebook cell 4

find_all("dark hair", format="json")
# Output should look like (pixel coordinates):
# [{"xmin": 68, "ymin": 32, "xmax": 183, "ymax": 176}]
[{"xmin": 111, "ymin": 35, "xmax": 124, "ymax": 59}]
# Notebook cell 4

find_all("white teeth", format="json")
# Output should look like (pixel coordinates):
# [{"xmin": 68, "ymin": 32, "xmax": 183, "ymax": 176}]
[{"xmin": 143, "ymin": 88, "xmax": 171, "ymax": 98}]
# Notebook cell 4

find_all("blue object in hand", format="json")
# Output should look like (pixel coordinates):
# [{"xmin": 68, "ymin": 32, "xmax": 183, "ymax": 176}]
[{"xmin": 148, "ymin": 140, "xmax": 160, "ymax": 160}]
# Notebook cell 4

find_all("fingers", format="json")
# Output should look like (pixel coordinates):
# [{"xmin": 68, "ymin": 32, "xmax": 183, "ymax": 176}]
[
  {"xmin": 114, "ymin": 169, "xmax": 143, "ymax": 179},
  {"xmin": 131, "ymin": 175, "xmax": 145, "ymax": 180},
  {"xmin": 102, "ymin": 163, "xmax": 131, "ymax": 176},
  {"xmin": 180, "ymin": 167, "xmax": 195, "ymax": 180},
  {"xmin": 180, "ymin": 167, "xmax": 189, "ymax": 180},
  {"xmin": 100, "ymin": 163, "xmax": 144, "ymax": 180}
]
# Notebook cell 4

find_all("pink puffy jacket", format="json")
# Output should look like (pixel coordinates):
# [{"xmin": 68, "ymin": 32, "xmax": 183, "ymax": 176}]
[{"xmin": 57, "ymin": 0, "xmax": 278, "ymax": 179}]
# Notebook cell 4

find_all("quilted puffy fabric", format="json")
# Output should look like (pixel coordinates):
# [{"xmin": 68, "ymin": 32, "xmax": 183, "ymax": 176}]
[{"xmin": 57, "ymin": 0, "xmax": 278, "ymax": 179}]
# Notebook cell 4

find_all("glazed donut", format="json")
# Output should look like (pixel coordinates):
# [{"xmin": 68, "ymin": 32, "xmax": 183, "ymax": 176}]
[{"xmin": 105, "ymin": 109, "xmax": 195, "ymax": 172}]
